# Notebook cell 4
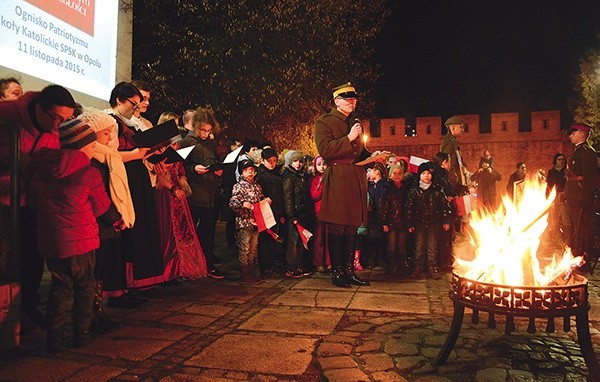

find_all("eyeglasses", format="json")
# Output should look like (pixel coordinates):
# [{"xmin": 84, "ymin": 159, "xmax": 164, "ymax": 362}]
[
  {"xmin": 125, "ymin": 98, "xmax": 140, "ymax": 111},
  {"xmin": 42, "ymin": 108, "xmax": 71, "ymax": 125}
]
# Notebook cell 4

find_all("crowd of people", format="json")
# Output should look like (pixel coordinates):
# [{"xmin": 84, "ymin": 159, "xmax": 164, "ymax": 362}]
[{"xmin": 0, "ymin": 77, "xmax": 597, "ymax": 354}]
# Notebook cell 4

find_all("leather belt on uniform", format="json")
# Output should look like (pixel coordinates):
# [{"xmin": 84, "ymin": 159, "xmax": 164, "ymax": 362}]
[{"xmin": 331, "ymin": 158, "xmax": 355, "ymax": 165}]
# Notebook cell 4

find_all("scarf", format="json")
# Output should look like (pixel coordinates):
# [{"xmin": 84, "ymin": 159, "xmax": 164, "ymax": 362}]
[
  {"xmin": 93, "ymin": 143, "xmax": 136, "ymax": 228},
  {"xmin": 419, "ymin": 180, "xmax": 431, "ymax": 190}
]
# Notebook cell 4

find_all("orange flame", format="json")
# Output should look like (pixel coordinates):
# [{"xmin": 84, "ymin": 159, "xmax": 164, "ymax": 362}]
[{"xmin": 453, "ymin": 178, "xmax": 583, "ymax": 286}]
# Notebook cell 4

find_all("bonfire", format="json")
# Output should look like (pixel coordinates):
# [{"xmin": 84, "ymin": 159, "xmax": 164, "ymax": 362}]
[{"xmin": 454, "ymin": 178, "xmax": 584, "ymax": 287}]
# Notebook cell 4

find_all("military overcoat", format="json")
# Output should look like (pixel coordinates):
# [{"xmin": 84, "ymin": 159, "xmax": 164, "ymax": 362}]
[
  {"xmin": 314, "ymin": 108, "xmax": 369, "ymax": 227},
  {"xmin": 564, "ymin": 142, "xmax": 597, "ymax": 204}
]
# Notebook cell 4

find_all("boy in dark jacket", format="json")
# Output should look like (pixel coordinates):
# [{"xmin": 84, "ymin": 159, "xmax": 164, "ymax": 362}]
[
  {"xmin": 379, "ymin": 165, "xmax": 409, "ymax": 276},
  {"xmin": 282, "ymin": 150, "xmax": 315, "ymax": 278},
  {"xmin": 365, "ymin": 162, "xmax": 389, "ymax": 270},
  {"xmin": 255, "ymin": 147, "xmax": 286, "ymax": 277},
  {"xmin": 405, "ymin": 162, "xmax": 451, "ymax": 279},
  {"xmin": 28, "ymin": 118, "xmax": 121, "ymax": 353}
]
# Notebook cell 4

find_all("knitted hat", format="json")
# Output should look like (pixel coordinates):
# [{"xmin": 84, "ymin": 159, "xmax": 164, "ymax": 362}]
[
  {"xmin": 58, "ymin": 118, "xmax": 96, "ymax": 149},
  {"xmin": 238, "ymin": 158, "xmax": 255, "ymax": 173},
  {"xmin": 261, "ymin": 147, "xmax": 277, "ymax": 160},
  {"xmin": 284, "ymin": 150, "xmax": 303, "ymax": 167},
  {"xmin": 79, "ymin": 108, "xmax": 118, "ymax": 133},
  {"xmin": 418, "ymin": 162, "xmax": 433, "ymax": 177}
]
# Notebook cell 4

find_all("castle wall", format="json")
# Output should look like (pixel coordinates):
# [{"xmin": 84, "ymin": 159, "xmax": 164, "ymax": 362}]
[{"xmin": 364, "ymin": 110, "xmax": 570, "ymax": 193}]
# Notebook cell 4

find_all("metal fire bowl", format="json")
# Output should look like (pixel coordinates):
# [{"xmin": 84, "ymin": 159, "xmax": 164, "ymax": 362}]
[{"xmin": 450, "ymin": 272, "xmax": 589, "ymax": 318}]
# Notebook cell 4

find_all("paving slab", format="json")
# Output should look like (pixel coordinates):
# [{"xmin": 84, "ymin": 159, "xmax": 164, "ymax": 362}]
[
  {"xmin": 185, "ymin": 333, "xmax": 316, "ymax": 375},
  {"xmin": 0, "ymin": 357, "xmax": 86, "ymax": 382},
  {"xmin": 160, "ymin": 313, "xmax": 218, "ymax": 328},
  {"xmin": 183, "ymin": 304, "xmax": 234, "ymax": 317},
  {"xmin": 269, "ymin": 289, "xmax": 353, "ymax": 309},
  {"xmin": 63, "ymin": 364, "xmax": 127, "ymax": 382},
  {"xmin": 193, "ymin": 284, "xmax": 263, "ymax": 304},
  {"xmin": 359, "ymin": 280, "xmax": 428, "ymax": 295},
  {"xmin": 349, "ymin": 292, "xmax": 431, "ymax": 314},
  {"xmin": 292, "ymin": 277, "xmax": 362, "ymax": 291},
  {"xmin": 239, "ymin": 306, "xmax": 344, "ymax": 335},
  {"xmin": 74, "ymin": 336, "xmax": 175, "ymax": 361}
]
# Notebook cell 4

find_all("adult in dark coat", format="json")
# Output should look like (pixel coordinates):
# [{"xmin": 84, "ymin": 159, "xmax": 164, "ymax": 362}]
[
  {"xmin": 179, "ymin": 107, "xmax": 225, "ymax": 278},
  {"xmin": 314, "ymin": 82, "xmax": 372, "ymax": 287},
  {"xmin": 470, "ymin": 158, "xmax": 502, "ymax": 210},
  {"xmin": 506, "ymin": 162, "xmax": 526, "ymax": 201},
  {"xmin": 110, "ymin": 82, "xmax": 164, "ymax": 295},
  {"xmin": 563, "ymin": 123, "xmax": 597, "ymax": 264},
  {"xmin": 0, "ymin": 85, "xmax": 76, "ymax": 330},
  {"xmin": 440, "ymin": 116, "xmax": 469, "ymax": 194}
]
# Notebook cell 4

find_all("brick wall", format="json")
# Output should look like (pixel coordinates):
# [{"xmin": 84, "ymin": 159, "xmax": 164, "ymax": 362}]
[{"xmin": 365, "ymin": 110, "xmax": 570, "ymax": 193}]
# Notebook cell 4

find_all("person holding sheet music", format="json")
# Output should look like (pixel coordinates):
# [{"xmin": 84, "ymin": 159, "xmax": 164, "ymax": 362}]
[
  {"xmin": 152, "ymin": 112, "xmax": 207, "ymax": 282},
  {"xmin": 179, "ymin": 106, "xmax": 226, "ymax": 279},
  {"xmin": 506, "ymin": 162, "xmax": 526, "ymax": 201},
  {"xmin": 107, "ymin": 82, "xmax": 164, "ymax": 308},
  {"xmin": 256, "ymin": 147, "xmax": 286, "ymax": 278},
  {"xmin": 130, "ymin": 80, "xmax": 153, "ymax": 132}
]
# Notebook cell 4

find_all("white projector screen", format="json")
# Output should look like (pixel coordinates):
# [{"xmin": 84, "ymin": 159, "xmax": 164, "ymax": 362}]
[{"xmin": 0, "ymin": 0, "xmax": 119, "ymax": 101}]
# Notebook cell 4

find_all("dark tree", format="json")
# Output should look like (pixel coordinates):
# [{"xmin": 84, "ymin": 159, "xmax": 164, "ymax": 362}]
[
  {"xmin": 132, "ymin": 0, "xmax": 389, "ymax": 153},
  {"xmin": 571, "ymin": 33, "xmax": 600, "ymax": 149}
]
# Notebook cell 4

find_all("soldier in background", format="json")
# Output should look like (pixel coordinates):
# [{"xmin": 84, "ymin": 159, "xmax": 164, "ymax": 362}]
[
  {"xmin": 440, "ymin": 116, "xmax": 469, "ymax": 195},
  {"xmin": 563, "ymin": 123, "xmax": 597, "ymax": 268}
]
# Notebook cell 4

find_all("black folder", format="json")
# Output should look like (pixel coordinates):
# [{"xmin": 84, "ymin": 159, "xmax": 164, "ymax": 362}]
[
  {"xmin": 132, "ymin": 119, "xmax": 181, "ymax": 152},
  {"xmin": 146, "ymin": 146, "xmax": 185, "ymax": 164}
]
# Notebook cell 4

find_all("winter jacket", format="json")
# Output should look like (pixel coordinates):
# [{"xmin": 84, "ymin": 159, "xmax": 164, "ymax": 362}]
[
  {"xmin": 0, "ymin": 91, "xmax": 60, "ymax": 206},
  {"xmin": 379, "ymin": 180, "xmax": 407, "ymax": 227},
  {"xmin": 28, "ymin": 148, "xmax": 112, "ymax": 258},
  {"xmin": 470, "ymin": 167, "xmax": 502, "ymax": 208},
  {"xmin": 367, "ymin": 179, "xmax": 390, "ymax": 238},
  {"xmin": 405, "ymin": 182, "xmax": 451, "ymax": 230},
  {"xmin": 282, "ymin": 166, "xmax": 314, "ymax": 227},
  {"xmin": 256, "ymin": 164, "xmax": 285, "ymax": 223},
  {"xmin": 229, "ymin": 176, "xmax": 264, "ymax": 229},
  {"xmin": 310, "ymin": 173, "xmax": 324, "ymax": 216},
  {"xmin": 180, "ymin": 132, "xmax": 221, "ymax": 208}
]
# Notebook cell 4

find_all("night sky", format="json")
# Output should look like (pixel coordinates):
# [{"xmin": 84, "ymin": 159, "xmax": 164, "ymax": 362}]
[{"xmin": 374, "ymin": 1, "xmax": 600, "ymax": 119}]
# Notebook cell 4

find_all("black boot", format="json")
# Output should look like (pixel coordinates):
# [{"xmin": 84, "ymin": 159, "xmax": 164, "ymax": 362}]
[
  {"xmin": 345, "ymin": 234, "xmax": 370, "ymax": 286},
  {"xmin": 90, "ymin": 281, "xmax": 119, "ymax": 334},
  {"xmin": 329, "ymin": 233, "xmax": 350, "ymax": 288}
]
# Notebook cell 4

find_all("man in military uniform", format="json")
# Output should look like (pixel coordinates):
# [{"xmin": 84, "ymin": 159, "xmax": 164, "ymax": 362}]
[
  {"xmin": 563, "ymin": 123, "xmax": 597, "ymax": 266},
  {"xmin": 440, "ymin": 116, "xmax": 469, "ymax": 194},
  {"xmin": 314, "ymin": 83, "xmax": 371, "ymax": 287}
]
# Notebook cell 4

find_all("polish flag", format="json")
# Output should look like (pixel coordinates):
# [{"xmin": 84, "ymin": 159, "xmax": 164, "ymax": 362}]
[
  {"xmin": 409, "ymin": 156, "xmax": 429, "ymax": 174},
  {"xmin": 295, "ymin": 223, "xmax": 313, "ymax": 250},
  {"xmin": 455, "ymin": 194, "xmax": 477, "ymax": 216}
]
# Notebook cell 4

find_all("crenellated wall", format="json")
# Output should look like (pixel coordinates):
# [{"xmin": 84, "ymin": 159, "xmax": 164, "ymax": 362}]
[{"xmin": 364, "ymin": 110, "xmax": 570, "ymax": 189}]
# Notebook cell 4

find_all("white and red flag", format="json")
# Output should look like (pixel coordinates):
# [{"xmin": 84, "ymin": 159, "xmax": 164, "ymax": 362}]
[{"xmin": 295, "ymin": 223, "xmax": 313, "ymax": 250}]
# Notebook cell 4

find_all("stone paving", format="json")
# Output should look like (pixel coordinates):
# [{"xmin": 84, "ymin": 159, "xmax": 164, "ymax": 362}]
[
  {"xmin": 1, "ymin": 224, "xmax": 599, "ymax": 381},
  {"xmin": 0, "ymin": 268, "xmax": 599, "ymax": 382}
]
